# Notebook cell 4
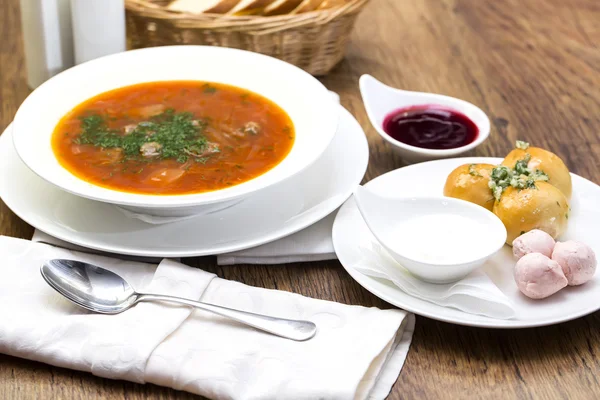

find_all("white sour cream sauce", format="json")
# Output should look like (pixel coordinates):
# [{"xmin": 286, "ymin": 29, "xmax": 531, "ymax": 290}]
[{"xmin": 393, "ymin": 213, "xmax": 487, "ymax": 264}]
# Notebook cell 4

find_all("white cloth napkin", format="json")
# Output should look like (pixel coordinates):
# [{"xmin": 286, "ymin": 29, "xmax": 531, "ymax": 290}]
[
  {"xmin": 354, "ymin": 242, "xmax": 516, "ymax": 320},
  {"xmin": 0, "ymin": 236, "xmax": 414, "ymax": 399},
  {"xmin": 217, "ymin": 212, "xmax": 338, "ymax": 265},
  {"xmin": 32, "ymin": 229, "xmax": 173, "ymax": 263}
]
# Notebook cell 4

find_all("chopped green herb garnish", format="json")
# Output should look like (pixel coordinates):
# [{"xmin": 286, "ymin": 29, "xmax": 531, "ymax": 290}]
[
  {"xmin": 489, "ymin": 163, "xmax": 548, "ymax": 201},
  {"xmin": 492, "ymin": 185, "xmax": 504, "ymax": 201},
  {"xmin": 489, "ymin": 166, "xmax": 514, "ymax": 201},
  {"xmin": 532, "ymin": 169, "xmax": 548, "ymax": 180},
  {"xmin": 202, "ymin": 84, "xmax": 217, "ymax": 94},
  {"xmin": 514, "ymin": 154, "xmax": 531, "ymax": 175},
  {"xmin": 516, "ymin": 140, "xmax": 530, "ymax": 150},
  {"xmin": 468, "ymin": 164, "xmax": 482, "ymax": 177},
  {"xmin": 75, "ymin": 110, "xmax": 214, "ymax": 164}
]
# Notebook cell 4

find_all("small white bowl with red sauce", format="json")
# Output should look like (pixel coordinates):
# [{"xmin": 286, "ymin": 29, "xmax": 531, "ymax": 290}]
[{"xmin": 359, "ymin": 75, "xmax": 490, "ymax": 163}]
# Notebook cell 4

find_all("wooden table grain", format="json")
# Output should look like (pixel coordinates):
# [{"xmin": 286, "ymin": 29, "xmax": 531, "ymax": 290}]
[{"xmin": 1, "ymin": 0, "xmax": 599, "ymax": 398}]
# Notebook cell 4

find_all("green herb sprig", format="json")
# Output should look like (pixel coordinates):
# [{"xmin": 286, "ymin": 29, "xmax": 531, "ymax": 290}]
[
  {"xmin": 75, "ymin": 109, "xmax": 215, "ymax": 164},
  {"xmin": 468, "ymin": 164, "xmax": 482, "ymax": 177},
  {"xmin": 488, "ymin": 150, "xmax": 549, "ymax": 201}
]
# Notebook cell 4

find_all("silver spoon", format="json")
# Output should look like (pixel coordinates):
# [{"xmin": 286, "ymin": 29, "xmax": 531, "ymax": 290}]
[{"xmin": 41, "ymin": 259, "xmax": 317, "ymax": 341}]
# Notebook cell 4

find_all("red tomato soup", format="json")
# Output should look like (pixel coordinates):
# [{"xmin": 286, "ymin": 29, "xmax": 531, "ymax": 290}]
[{"xmin": 52, "ymin": 81, "xmax": 295, "ymax": 195}]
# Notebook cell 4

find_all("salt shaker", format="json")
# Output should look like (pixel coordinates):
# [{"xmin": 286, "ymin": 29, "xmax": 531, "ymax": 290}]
[
  {"xmin": 70, "ymin": 0, "xmax": 126, "ymax": 65},
  {"xmin": 19, "ymin": 0, "xmax": 74, "ymax": 89}
]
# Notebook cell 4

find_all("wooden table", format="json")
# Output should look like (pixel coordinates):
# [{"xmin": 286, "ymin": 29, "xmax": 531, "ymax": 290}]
[{"xmin": 1, "ymin": 0, "xmax": 599, "ymax": 398}]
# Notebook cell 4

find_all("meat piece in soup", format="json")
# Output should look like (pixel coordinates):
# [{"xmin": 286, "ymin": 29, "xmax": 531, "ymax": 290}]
[
  {"xmin": 51, "ymin": 81, "xmax": 295, "ymax": 195},
  {"xmin": 140, "ymin": 142, "xmax": 162, "ymax": 158},
  {"xmin": 243, "ymin": 121, "xmax": 261, "ymax": 136}
]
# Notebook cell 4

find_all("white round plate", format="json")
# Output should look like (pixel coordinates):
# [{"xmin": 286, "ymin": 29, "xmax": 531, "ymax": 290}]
[
  {"xmin": 0, "ymin": 106, "xmax": 368, "ymax": 257},
  {"xmin": 333, "ymin": 157, "xmax": 600, "ymax": 328}
]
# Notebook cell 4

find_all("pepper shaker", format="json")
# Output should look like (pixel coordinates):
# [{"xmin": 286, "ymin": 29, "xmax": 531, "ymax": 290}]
[
  {"xmin": 19, "ymin": 0, "xmax": 74, "ymax": 89},
  {"xmin": 70, "ymin": 0, "xmax": 126, "ymax": 65}
]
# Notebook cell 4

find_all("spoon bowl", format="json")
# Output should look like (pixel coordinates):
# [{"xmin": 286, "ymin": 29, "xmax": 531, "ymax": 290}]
[
  {"xmin": 41, "ymin": 259, "xmax": 138, "ymax": 314},
  {"xmin": 41, "ymin": 259, "xmax": 317, "ymax": 341},
  {"xmin": 359, "ymin": 74, "xmax": 490, "ymax": 163}
]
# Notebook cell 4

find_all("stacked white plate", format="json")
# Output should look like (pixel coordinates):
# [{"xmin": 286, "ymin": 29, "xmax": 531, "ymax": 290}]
[
  {"xmin": 0, "ymin": 107, "xmax": 368, "ymax": 257},
  {"xmin": 0, "ymin": 46, "xmax": 369, "ymax": 257}
]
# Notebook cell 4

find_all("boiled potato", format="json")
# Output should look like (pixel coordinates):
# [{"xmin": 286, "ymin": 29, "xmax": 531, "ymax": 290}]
[
  {"xmin": 502, "ymin": 146, "xmax": 572, "ymax": 199},
  {"xmin": 443, "ymin": 163, "xmax": 495, "ymax": 211},
  {"xmin": 493, "ymin": 182, "xmax": 569, "ymax": 244}
]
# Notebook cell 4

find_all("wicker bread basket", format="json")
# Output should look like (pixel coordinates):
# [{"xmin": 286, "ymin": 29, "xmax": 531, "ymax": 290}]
[{"xmin": 125, "ymin": 0, "xmax": 370, "ymax": 75}]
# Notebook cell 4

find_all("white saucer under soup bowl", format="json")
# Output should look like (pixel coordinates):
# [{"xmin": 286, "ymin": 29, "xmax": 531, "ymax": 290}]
[
  {"xmin": 359, "ymin": 74, "xmax": 490, "ymax": 163},
  {"xmin": 353, "ymin": 186, "xmax": 507, "ymax": 283},
  {"xmin": 0, "ymin": 105, "xmax": 369, "ymax": 257},
  {"xmin": 11, "ymin": 46, "xmax": 338, "ymax": 217}
]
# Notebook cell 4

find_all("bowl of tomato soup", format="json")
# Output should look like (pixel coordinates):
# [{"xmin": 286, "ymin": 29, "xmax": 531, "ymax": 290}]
[{"xmin": 12, "ymin": 46, "xmax": 338, "ymax": 216}]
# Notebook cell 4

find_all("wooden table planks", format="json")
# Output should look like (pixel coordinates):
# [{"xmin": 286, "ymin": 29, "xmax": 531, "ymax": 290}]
[{"xmin": 1, "ymin": 0, "xmax": 599, "ymax": 398}]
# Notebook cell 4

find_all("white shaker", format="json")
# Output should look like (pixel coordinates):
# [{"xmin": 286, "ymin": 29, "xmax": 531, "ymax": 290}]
[
  {"xmin": 70, "ymin": 0, "xmax": 126, "ymax": 65},
  {"xmin": 19, "ymin": 0, "xmax": 74, "ymax": 89}
]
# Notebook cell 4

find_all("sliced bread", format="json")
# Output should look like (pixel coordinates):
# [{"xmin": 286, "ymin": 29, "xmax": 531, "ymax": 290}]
[
  {"xmin": 264, "ymin": 0, "xmax": 304, "ymax": 15},
  {"xmin": 228, "ymin": 0, "xmax": 276, "ymax": 15},
  {"xmin": 292, "ymin": 0, "xmax": 325, "ymax": 13},
  {"xmin": 317, "ymin": 0, "xmax": 346, "ymax": 9},
  {"xmin": 167, "ymin": 0, "xmax": 242, "ymax": 14}
]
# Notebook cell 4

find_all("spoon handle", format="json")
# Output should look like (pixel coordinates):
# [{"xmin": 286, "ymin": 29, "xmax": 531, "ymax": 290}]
[{"xmin": 135, "ymin": 293, "xmax": 317, "ymax": 341}]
